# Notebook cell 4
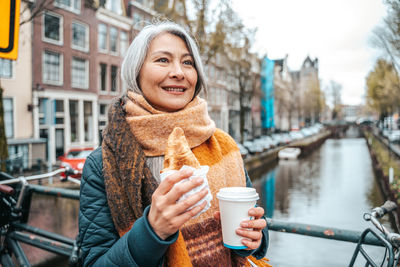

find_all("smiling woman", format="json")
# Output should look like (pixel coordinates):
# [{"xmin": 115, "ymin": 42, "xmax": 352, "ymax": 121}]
[{"xmin": 78, "ymin": 21, "xmax": 270, "ymax": 267}]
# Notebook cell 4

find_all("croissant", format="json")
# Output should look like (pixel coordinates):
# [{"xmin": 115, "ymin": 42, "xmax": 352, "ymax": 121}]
[{"xmin": 162, "ymin": 127, "xmax": 201, "ymax": 172}]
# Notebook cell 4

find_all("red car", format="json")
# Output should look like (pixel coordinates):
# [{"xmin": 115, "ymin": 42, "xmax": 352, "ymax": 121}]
[{"xmin": 59, "ymin": 148, "xmax": 94, "ymax": 178}]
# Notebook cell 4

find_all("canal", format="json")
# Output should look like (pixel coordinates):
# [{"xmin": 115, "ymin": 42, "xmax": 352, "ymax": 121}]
[{"xmin": 251, "ymin": 137, "xmax": 392, "ymax": 266}]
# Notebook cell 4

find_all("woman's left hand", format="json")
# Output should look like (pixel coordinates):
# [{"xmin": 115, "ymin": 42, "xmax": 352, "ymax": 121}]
[{"xmin": 214, "ymin": 207, "xmax": 266, "ymax": 250}]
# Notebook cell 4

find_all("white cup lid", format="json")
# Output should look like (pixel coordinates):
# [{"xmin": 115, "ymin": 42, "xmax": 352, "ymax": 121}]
[{"xmin": 216, "ymin": 187, "xmax": 259, "ymax": 202}]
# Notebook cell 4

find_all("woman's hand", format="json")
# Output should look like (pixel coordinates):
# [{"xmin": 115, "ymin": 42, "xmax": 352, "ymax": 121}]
[
  {"xmin": 148, "ymin": 169, "xmax": 208, "ymax": 240},
  {"xmin": 214, "ymin": 207, "xmax": 266, "ymax": 250}
]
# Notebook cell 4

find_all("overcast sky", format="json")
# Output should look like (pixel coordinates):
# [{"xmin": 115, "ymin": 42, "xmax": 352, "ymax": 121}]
[{"xmin": 232, "ymin": 0, "xmax": 387, "ymax": 105}]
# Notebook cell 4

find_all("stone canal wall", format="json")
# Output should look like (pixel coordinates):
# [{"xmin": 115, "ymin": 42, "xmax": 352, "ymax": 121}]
[
  {"xmin": 363, "ymin": 128, "xmax": 400, "ymax": 232},
  {"xmin": 245, "ymin": 130, "xmax": 331, "ymax": 177}
]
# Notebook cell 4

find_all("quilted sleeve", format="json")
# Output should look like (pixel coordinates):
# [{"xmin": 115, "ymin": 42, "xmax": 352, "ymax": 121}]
[{"xmin": 78, "ymin": 147, "xmax": 177, "ymax": 267}]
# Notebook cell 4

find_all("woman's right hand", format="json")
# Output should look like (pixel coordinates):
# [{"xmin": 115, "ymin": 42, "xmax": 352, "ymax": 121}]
[{"xmin": 148, "ymin": 169, "xmax": 208, "ymax": 240}]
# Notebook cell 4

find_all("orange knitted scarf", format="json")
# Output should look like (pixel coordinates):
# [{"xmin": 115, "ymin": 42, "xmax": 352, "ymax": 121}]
[{"xmin": 102, "ymin": 94, "xmax": 271, "ymax": 267}]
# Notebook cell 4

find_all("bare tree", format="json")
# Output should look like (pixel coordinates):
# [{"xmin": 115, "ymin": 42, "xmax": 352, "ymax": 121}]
[
  {"xmin": 0, "ymin": 85, "xmax": 8, "ymax": 171},
  {"xmin": 327, "ymin": 80, "xmax": 342, "ymax": 120},
  {"xmin": 370, "ymin": 0, "xmax": 400, "ymax": 76}
]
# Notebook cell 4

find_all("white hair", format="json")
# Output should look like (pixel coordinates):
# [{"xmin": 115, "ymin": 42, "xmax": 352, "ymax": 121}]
[{"xmin": 121, "ymin": 21, "xmax": 207, "ymax": 97}]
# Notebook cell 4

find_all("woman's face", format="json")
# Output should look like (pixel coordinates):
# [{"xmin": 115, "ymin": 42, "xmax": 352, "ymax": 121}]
[{"xmin": 138, "ymin": 33, "xmax": 198, "ymax": 112}]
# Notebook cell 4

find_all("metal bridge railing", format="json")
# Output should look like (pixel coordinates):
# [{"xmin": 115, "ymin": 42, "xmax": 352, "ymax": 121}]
[{"xmin": 266, "ymin": 218, "xmax": 383, "ymax": 246}]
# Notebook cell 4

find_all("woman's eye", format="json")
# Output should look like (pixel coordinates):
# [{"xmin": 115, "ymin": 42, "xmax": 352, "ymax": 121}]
[
  {"xmin": 183, "ymin": 60, "xmax": 194, "ymax": 66},
  {"xmin": 157, "ymin": 58, "xmax": 168, "ymax": 63}
]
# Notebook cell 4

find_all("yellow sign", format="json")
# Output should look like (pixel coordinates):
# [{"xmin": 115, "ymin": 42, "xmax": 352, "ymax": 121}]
[{"xmin": 0, "ymin": 0, "xmax": 21, "ymax": 60}]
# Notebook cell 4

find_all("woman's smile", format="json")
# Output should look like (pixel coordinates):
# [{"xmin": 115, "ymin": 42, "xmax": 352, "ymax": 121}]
[{"xmin": 162, "ymin": 86, "xmax": 186, "ymax": 93}]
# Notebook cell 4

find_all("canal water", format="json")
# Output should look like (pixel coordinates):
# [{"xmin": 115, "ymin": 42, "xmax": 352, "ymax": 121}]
[{"xmin": 251, "ymin": 137, "xmax": 392, "ymax": 267}]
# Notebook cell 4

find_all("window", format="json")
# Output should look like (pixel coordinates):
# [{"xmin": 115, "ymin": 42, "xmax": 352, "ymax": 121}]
[
  {"xmin": 71, "ymin": 57, "xmax": 88, "ymax": 89},
  {"xmin": 0, "ymin": 59, "xmax": 12, "ymax": 78},
  {"xmin": 84, "ymin": 101, "xmax": 93, "ymax": 141},
  {"xmin": 98, "ymin": 24, "xmax": 107, "ymax": 51},
  {"xmin": 3, "ymin": 98, "xmax": 14, "ymax": 138},
  {"xmin": 105, "ymin": 0, "xmax": 122, "ymax": 14},
  {"xmin": 110, "ymin": 65, "xmax": 118, "ymax": 92},
  {"xmin": 55, "ymin": 100, "xmax": 64, "ymax": 125},
  {"xmin": 72, "ymin": 21, "xmax": 88, "ymax": 51},
  {"xmin": 99, "ymin": 104, "xmax": 107, "ymax": 116},
  {"xmin": 43, "ymin": 51, "xmax": 62, "ymax": 85},
  {"xmin": 55, "ymin": 0, "xmax": 80, "ymax": 12},
  {"xmin": 109, "ymin": 27, "xmax": 118, "ymax": 53},
  {"xmin": 39, "ymin": 98, "xmax": 46, "ymax": 125},
  {"xmin": 133, "ymin": 13, "xmax": 142, "ymax": 28},
  {"xmin": 69, "ymin": 100, "xmax": 78, "ymax": 142},
  {"xmin": 120, "ymin": 31, "xmax": 128, "ymax": 56},
  {"xmin": 43, "ymin": 12, "xmax": 63, "ymax": 45},
  {"xmin": 99, "ymin": 63, "xmax": 107, "ymax": 91}
]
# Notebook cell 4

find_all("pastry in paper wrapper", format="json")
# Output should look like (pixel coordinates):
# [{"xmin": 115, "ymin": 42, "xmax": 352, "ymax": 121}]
[{"xmin": 160, "ymin": 127, "xmax": 212, "ymax": 217}]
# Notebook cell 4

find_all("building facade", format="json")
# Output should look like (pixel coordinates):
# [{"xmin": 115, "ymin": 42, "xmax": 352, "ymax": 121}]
[
  {"xmin": 2, "ymin": 0, "xmax": 268, "ymax": 170},
  {"xmin": 1, "ymin": 2, "xmax": 46, "ymax": 170},
  {"xmin": 31, "ymin": 0, "xmax": 99, "ymax": 165}
]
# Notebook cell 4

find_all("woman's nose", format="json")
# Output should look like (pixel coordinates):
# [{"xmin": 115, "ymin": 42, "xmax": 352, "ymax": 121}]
[{"xmin": 169, "ymin": 62, "xmax": 184, "ymax": 79}]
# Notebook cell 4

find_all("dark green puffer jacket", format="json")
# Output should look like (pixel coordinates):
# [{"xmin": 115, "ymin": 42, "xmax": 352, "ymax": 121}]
[{"xmin": 78, "ymin": 147, "xmax": 268, "ymax": 266}]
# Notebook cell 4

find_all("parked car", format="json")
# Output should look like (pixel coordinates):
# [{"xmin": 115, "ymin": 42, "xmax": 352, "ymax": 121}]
[
  {"xmin": 388, "ymin": 130, "xmax": 400, "ymax": 143},
  {"xmin": 266, "ymin": 135, "xmax": 279, "ymax": 148},
  {"xmin": 289, "ymin": 131, "xmax": 304, "ymax": 141},
  {"xmin": 280, "ymin": 133, "xmax": 292, "ymax": 144},
  {"xmin": 243, "ymin": 140, "xmax": 260, "ymax": 155},
  {"xmin": 59, "ymin": 147, "xmax": 94, "ymax": 178},
  {"xmin": 237, "ymin": 143, "xmax": 249, "ymax": 158},
  {"xmin": 271, "ymin": 134, "xmax": 284, "ymax": 146},
  {"xmin": 254, "ymin": 137, "xmax": 270, "ymax": 152}
]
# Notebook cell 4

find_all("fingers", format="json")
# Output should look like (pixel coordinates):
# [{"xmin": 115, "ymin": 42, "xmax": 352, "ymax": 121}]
[
  {"xmin": 248, "ymin": 207, "xmax": 265, "ymax": 219},
  {"xmin": 155, "ymin": 169, "xmax": 194, "ymax": 195},
  {"xmin": 236, "ymin": 227, "xmax": 263, "ymax": 241},
  {"xmin": 240, "ymin": 218, "xmax": 266, "ymax": 230},
  {"xmin": 174, "ymin": 188, "xmax": 209, "ymax": 214},
  {"xmin": 241, "ymin": 237, "xmax": 262, "ymax": 250},
  {"xmin": 179, "ymin": 199, "xmax": 208, "ymax": 221},
  {"xmin": 164, "ymin": 175, "xmax": 205, "ymax": 203},
  {"xmin": 237, "ymin": 217, "xmax": 266, "ymax": 250},
  {"xmin": 148, "ymin": 189, "xmax": 208, "ymax": 240}
]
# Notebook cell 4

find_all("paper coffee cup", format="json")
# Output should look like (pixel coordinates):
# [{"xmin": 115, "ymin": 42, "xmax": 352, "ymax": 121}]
[{"xmin": 216, "ymin": 187, "xmax": 259, "ymax": 249}]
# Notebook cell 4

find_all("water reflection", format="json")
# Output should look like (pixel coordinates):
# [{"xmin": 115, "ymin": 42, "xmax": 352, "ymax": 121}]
[{"xmin": 252, "ymin": 138, "xmax": 390, "ymax": 266}]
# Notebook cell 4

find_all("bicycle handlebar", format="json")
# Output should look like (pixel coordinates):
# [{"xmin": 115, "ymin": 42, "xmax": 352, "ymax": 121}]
[
  {"xmin": 364, "ymin": 200, "xmax": 400, "ymax": 249},
  {"xmin": 0, "ymin": 167, "xmax": 79, "ymax": 186},
  {"xmin": 0, "ymin": 168, "xmax": 80, "ymax": 196},
  {"xmin": 371, "ymin": 200, "xmax": 397, "ymax": 219}
]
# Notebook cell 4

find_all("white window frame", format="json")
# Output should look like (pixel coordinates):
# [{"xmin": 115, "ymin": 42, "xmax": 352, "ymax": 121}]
[
  {"xmin": 119, "ymin": 31, "xmax": 128, "ymax": 57},
  {"xmin": 3, "ymin": 97, "xmax": 15, "ymax": 139},
  {"xmin": 71, "ymin": 20, "xmax": 89, "ymax": 52},
  {"xmin": 54, "ymin": 0, "xmax": 81, "ymax": 14},
  {"xmin": 42, "ymin": 50, "xmax": 63, "ymax": 86},
  {"xmin": 109, "ymin": 27, "xmax": 118, "ymax": 55},
  {"xmin": 105, "ymin": 0, "xmax": 122, "ymax": 15},
  {"xmin": 71, "ymin": 57, "xmax": 89, "ymax": 89},
  {"xmin": 98, "ymin": 23, "xmax": 108, "ymax": 53},
  {"xmin": 0, "ymin": 58, "xmax": 14, "ymax": 79},
  {"xmin": 42, "ymin": 11, "xmax": 64, "ymax": 46}
]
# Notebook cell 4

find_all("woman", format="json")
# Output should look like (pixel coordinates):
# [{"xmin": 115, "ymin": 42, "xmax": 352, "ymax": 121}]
[{"xmin": 78, "ymin": 21, "xmax": 269, "ymax": 266}]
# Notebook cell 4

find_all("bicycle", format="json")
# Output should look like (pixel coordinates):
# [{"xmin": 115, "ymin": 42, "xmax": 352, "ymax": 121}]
[
  {"xmin": 349, "ymin": 200, "xmax": 400, "ymax": 267},
  {"xmin": 0, "ymin": 168, "xmax": 81, "ymax": 267}
]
